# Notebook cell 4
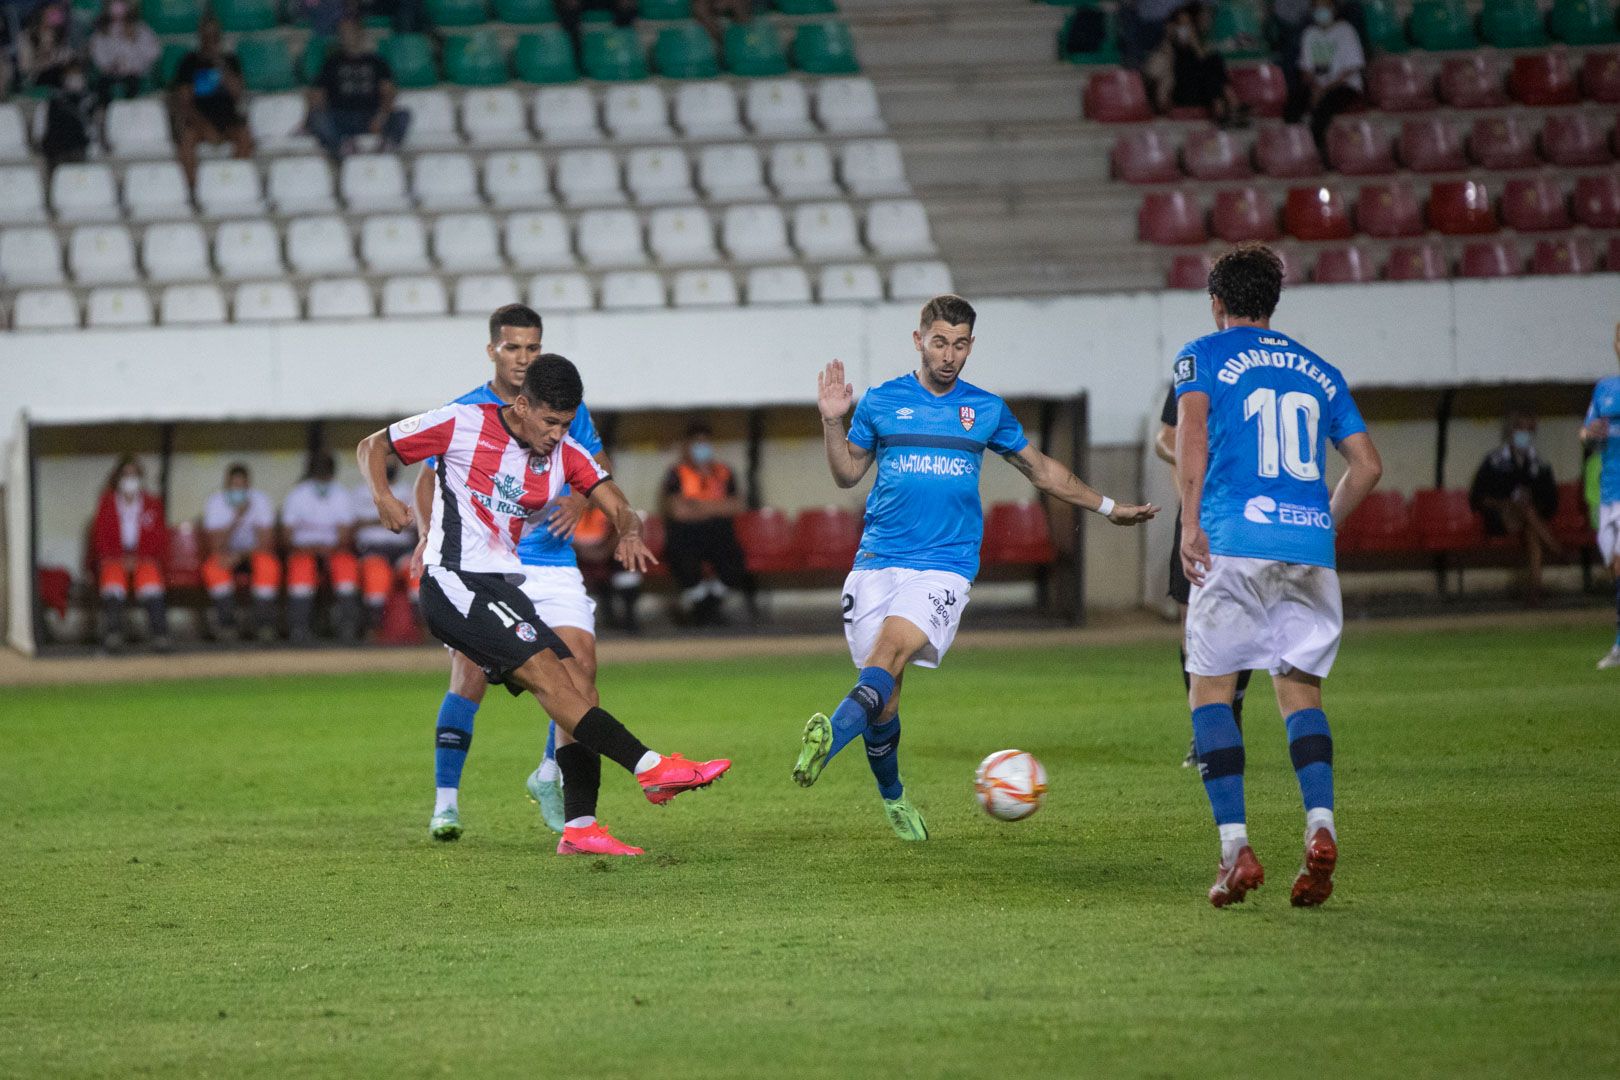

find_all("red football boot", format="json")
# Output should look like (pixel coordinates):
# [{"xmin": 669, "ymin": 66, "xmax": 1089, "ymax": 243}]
[
  {"xmin": 557, "ymin": 822, "xmax": 644, "ymax": 856},
  {"xmin": 637, "ymin": 753, "xmax": 732, "ymax": 805},
  {"xmin": 1290, "ymin": 827, "xmax": 1338, "ymax": 907},
  {"xmin": 1209, "ymin": 845, "xmax": 1265, "ymax": 908}
]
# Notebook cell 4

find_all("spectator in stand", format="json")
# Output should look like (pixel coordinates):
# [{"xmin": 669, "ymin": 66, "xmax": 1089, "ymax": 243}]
[
  {"xmin": 1470, "ymin": 411, "xmax": 1562, "ymax": 605},
  {"xmin": 351, "ymin": 460, "xmax": 419, "ymax": 635},
  {"xmin": 87, "ymin": 0, "xmax": 158, "ymax": 105},
  {"xmin": 40, "ymin": 56, "xmax": 95, "ymax": 170},
  {"xmin": 169, "ymin": 15, "xmax": 252, "ymax": 189},
  {"xmin": 692, "ymin": 0, "xmax": 753, "ymax": 49},
  {"xmin": 14, "ymin": 1, "xmax": 76, "ymax": 91},
  {"xmin": 1270, "ymin": 0, "xmax": 1312, "ymax": 109},
  {"xmin": 659, "ymin": 421, "xmax": 751, "ymax": 627},
  {"xmin": 1118, "ymin": 0, "xmax": 1186, "ymax": 71},
  {"xmin": 1144, "ymin": 3, "xmax": 1248, "ymax": 127},
  {"xmin": 295, "ymin": 0, "xmax": 347, "ymax": 36},
  {"xmin": 201, "ymin": 462, "xmax": 281, "ymax": 644},
  {"xmin": 91, "ymin": 455, "xmax": 171, "ymax": 653},
  {"xmin": 555, "ymin": 0, "xmax": 637, "ymax": 61},
  {"xmin": 1290, "ymin": 0, "xmax": 1365, "ymax": 155},
  {"xmin": 305, "ymin": 16, "xmax": 409, "ymax": 162},
  {"xmin": 281, "ymin": 451, "xmax": 360, "ymax": 644}
]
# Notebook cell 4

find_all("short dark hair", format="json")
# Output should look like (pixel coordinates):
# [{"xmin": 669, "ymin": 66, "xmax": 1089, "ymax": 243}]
[
  {"xmin": 1207, "ymin": 243, "xmax": 1284, "ymax": 320},
  {"xmin": 307, "ymin": 450, "xmax": 336, "ymax": 481},
  {"xmin": 226, "ymin": 462, "xmax": 250, "ymax": 482},
  {"xmin": 685, "ymin": 420, "xmax": 713, "ymax": 439},
  {"xmin": 521, "ymin": 353, "xmax": 584, "ymax": 412},
  {"xmin": 489, "ymin": 303, "xmax": 542, "ymax": 344},
  {"xmin": 918, "ymin": 294, "xmax": 976, "ymax": 332}
]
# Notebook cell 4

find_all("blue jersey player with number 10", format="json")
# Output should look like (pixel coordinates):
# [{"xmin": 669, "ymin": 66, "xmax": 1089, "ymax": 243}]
[
  {"xmin": 1579, "ymin": 321, "xmax": 1620, "ymax": 671},
  {"xmin": 793, "ymin": 294, "xmax": 1159, "ymax": 840}
]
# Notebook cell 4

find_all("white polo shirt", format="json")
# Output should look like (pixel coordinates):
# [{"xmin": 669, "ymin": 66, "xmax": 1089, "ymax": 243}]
[
  {"xmin": 281, "ymin": 479, "xmax": 357, "ymax": 549},
  {"xmin": 202, "ymin": 489, "xmax": 275, "ymax": 556},
  {"xmin": 351, "ymin": 480, "xmax": 417, "ymax": 554}
]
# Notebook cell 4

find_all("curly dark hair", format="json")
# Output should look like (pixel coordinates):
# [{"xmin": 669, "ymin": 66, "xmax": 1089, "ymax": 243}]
[
  {"xmin": 521, "ymin": 353, "xmax": 584, "ymax": 412},
  {"xmin": 1207, "ymin": 243, "xmax": 1284, "ymax": 321}
]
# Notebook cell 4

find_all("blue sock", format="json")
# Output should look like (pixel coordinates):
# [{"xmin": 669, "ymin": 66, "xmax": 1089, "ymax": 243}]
[
  {"xmin": 434, "ymin": 693, "xmax": 478, "ymax": 789},
  {"xmin": 828, "ymin": 667, "xmax": 896, "ymax": 762},
  {"xmin": 544, "ymin": 720, "xmax": 557, "ymax": 763},
  {"xmin": 1191, "ymin": 703, "xmax": 1245, "ymax": 826},
  {"xmin": 863, "ymin": 713, "xmax": 903, "ymax": 801},
  {"xmin": 1285, "ymin": 708, "xmax": 1334, "ymax": 812}
]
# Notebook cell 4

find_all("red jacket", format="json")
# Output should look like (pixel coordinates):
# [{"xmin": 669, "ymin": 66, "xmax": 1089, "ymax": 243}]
[{"xmin": 90, "ymin": 489, "xmax": 169, "ymax": 566}]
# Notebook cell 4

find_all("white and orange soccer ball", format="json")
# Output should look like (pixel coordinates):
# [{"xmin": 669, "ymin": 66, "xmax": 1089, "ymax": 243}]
[{"xmin": 974, "ymin": 749, "xmax": 1048, "ymax": 821}]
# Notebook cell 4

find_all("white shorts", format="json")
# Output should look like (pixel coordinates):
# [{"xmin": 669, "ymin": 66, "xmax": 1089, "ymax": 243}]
[
  {"xmin": 843, "ymin": 567, "xmax": 972, "ymax": 670},
  {"xmin": 1185, "ymin": 554, "xmax": 1343, "ymax": 679},
  {"xmin": 517, "ymin": 565, "xmax": 597, "ymax": 636},
  {"xmin": 1598, "ymin": 501, "xmax": 1620, "ymax": 565}
]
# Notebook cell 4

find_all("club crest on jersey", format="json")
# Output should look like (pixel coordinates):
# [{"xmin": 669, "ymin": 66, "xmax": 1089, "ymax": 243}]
[
  {"xmin": 514, "ymin": 622, "xmax": 538, "ymax": 642},
  {"xmin": 529, "ymin": 454, "xmax": 550, "ymax": 475},
  {"xmin": 959, "ymin": 406, "xmax": 976, "ymax": 432}
]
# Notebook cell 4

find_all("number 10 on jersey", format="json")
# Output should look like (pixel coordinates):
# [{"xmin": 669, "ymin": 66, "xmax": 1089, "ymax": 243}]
[{"xmin": 1244, "ymin": 387, "xmax": 1321, "ymax": 481}]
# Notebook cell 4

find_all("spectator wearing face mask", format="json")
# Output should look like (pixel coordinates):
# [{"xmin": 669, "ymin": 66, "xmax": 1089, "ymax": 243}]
[
  {"xmin": 1144, "ymin": 4, "xmax": 1249, "ymax": 128},
  {"xmin": 1470, "ymin": 411, "xmax": 1561, "ymax": 605},
  {"xmin": 15, "ymin": 1, "xmax": 76, "ymax": 91},
  {"xmin": 659, "ymin": 421, "xmax": 752, "ymax": 627},
  {"xmin": 351, "ymin": 461, "xmax": 419, "ymax": 635},
  {"xmin": 201, "ymin": 462, "xmax": 281, "ymax": 643},
  {"xmin": 90, "ymin": 455, "xmax": 171, "ymax": 653},
  {"xmin": 281, "ymin": 451, "xmax": 360, "ymax": 644},
  {"xmin": 88, "ymin": 0, "xmax": 160, "ymax": 105},
  {"xmin": 1290, "ymin": 0, "xmax": 1365, "ymax": 155}
]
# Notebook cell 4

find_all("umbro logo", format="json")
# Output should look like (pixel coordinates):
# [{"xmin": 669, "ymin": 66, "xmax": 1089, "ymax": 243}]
[{"xmin": 895, "ymin": 407, "xmax": 915, "ymax": 419}]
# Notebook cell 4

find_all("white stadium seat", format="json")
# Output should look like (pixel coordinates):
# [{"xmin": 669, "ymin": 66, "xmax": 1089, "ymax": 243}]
[
  {"xmin": 248, "ymin": 93, "xmax": 316, "ymax": 154},
  {"xmin": 599, "ymin": 270, "xmax": 665, "ymax": 310},
  {"xmin": 87, "ymin": 286, "xmax": 154, "ymax": 326},
  {"xmin": 534, "ymin": 86, "xmax": 600, "ymax": 143},
  {"xmin": 816, "ymin": 77, "xmax": 885, "ymax": 135},
  {"xmin": 648, "ymin": 206, "xmax": 718, "ymax": 265},
  {"xmin": 866, "ymin": 198, "xmax": 936, "ymax": 257},
  {"xmin": 214, "ymin": 219, "xmax": 283, "ymax": 280},
  {"xmin": 527, "ymin": 271, "xmax": 594, "ymax": 312},
  {"xmin": 721, "ymin": 203, "xmax": 791, "ymax": 263},
  {"xmin": 0, "ymin": 103, "xmax": 30, "ymax": 162},
  {"xmin": 308, "ymin": 277, "xmax": 375, "ymax": 319},
  {"xmin": 233, "ymin": 280, "xmax": 301, "ymax": 322},
  {"xmin": 555, "ymin": 149, "xmax": 625, "ymax": 208},
  {"xmin": 461, "ymin": 88, "xmax": 528, "ymax": 147},
  {"xmin": 0, "ymin": 166, "xmax": 45, "ymax": 224},
  {"xmin": 160, "ymin": 283, "xmax": 227, "ymax": 325},
  {"xmin": 603, "ymin": 84, "xmax": 672, "ymax": 141},
  {"xmin": 888, "ymin": 260, "xmax": 955, "ymax": 300},
  {"xmin": 68, "ymin": 225, "xmax": 139, "ymax": 284},
  {"xmin": 505, "ymin": 211, "xmax": 574, "ymax": 270},
  {"xmin": 398, "ymin": 89, "xmax": 460, "ymax": 148},
  {"xmin": 818, "ymin": 262, "xmax": 884, "ymax": 302},
  {"xmin": 840, "ymin": 139, "xmax": 909, "ymax": 197},
  {"xmin": 361, "ymin": 214, "xmax": 431, "ymax": 272},
  {"xmin": 671, "ymin": 269, "xmax": 738, "ymax": 308},
  {"xmin": 432, "ymin": 212, "xmax": 502, "ymax": 271},
  {"xmin": 769, "ymin": 142, "xmax": 840, "ymax": 199},
  {"xmin": 195, "ymin": 160, "xmax": 264, "ymax": 217},
  {"xmin": 576, "ymin": 208, "xmax": 645, "ymax": 267},
  {"xmin": 745, "ymin": 79, "xmax": 816, "ymax": 137},
  {"xmin": 142, "ymin": 222, "xmax": 211, "ymax": 282},
  {"xmin": 287, "ymin": 215, "xmax": 358, "ymax": 274},
  {"xmin": 50, "ymin": 163, "xmax": 120, "ymax": 222},
  {"xmin": 0, "ymin": 227, "xmax": 64, "ymax": 286},
  {"xmin": 105, "ymin": 100, "xmax": 170, "ymax": 158},
  {"xmin": 381, "ymin": 275, "xmax": 449, "ymax": 317},
  {"xmin": 453, "ymin": 273, "xmax": 520, "ymax": 314},
  {"xmin": 123, "ymin": 162, "xmax": 191, "ymax": 221},
  {"xmin": 698, "ymin": 144, "xmax": 768, "ymax": 203},
  {"xmin": 11, "ymin": 288, "xmax": 80, "ymax": 329},
  {"xmin": 340, "ymin": 154, "xmax": 410, "ymax": 212},
  {"xmin": 792, "ymin": 201, "xmax": 863, "ymax": 260},
  {"xmin": 674, "ymin": 81, "xmax": 744, "ymax": 139},
  {"xmin": 484, "ymin": 151, "xmax": 552, "ymax": 209},
  {"xmin": 745, "ymin": 265, "xmax": 812, "ymax": 305},
  {"xmin": 626, "ymin": 146, "xmax": 695, "ymax": 206},
  {"xmin": 268, "ymin": 156, "xmax": 338, "ymax": 214},
  {"xmin": 412, "ymin": 152, "xmax": 481, "ymax": 210}
]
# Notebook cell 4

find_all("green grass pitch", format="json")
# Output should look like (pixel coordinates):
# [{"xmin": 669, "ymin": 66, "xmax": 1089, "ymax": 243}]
[{"xmin": 3, "ymin": 622, "xmax": 1618, "ymax": 1079}]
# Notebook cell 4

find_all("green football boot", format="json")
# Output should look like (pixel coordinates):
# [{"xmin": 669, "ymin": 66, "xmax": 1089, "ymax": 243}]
[
  {"xmin": 525, "ymin": 767, "xmax": 566, "ymax": 835},
  {"xmin": 792, "ymin": 712, "xmax": 833, "ymax": 788},
  {"xmin": 883, "ymin": 796, "xmax": 929, "ymax": 841},
  {"xmin": 429, "ymin": 806, "xmax": 462, "ymax": 841}
]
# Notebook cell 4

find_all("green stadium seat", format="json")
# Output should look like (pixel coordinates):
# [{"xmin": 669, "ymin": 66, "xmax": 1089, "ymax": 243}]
[
  {"xmin": 427, "ymin": 0, "xmax": 491, "ymax": 28},
  {"xmin": 515, "ymin": 28, "xmax": 579, "ymax": 82},
  {"xmin": 496, "ymin": 0, "xmax": 558, "ymax": 23},
  {"xmin": 775, "ymin": 0, "xmax": 837, "ymax": 12},
  {"xmin": 791, "ymin": 20, "xmax": 859, "ymax": 73},
  {"xmin": 445, "ymin": 30, "xmax": 510, "ymax": 84},
  {"xmin": 581, "ymin": 8, "xmax": 615, "ymax": 21},
  {"xmin": 1210, "ymin": 0, "xmax": 1267, "ymax": 59},
  {"xmin": 379, "ymin": 34, "xmax": 440, "ymax": 87},
  {"xmin": 1408, "ymin": 0, "xmax": 1478, "ymax": 49},
  {"xmin": 724, "ymin": 21, "xmax": 789, "ymax": 75},
  {"xmin": 216, "ymin": 0, "xmax": 277, "ymax": 32},
  {"xmin": 653, "ymin": 23, "xmax": 721, "ymax": 77},
  {"xmin": 237, "ymin": 37, "xmax": 298, "ymax": 93},
  {"xmin": 640, "ymin": 0, "xmax": 693, "ymax": 17},
  {"xmin": 1480, "ymin": 0, "xmax": 1550, "ymax": 46},
  {"xmin": 1550, "ymin": 0, "xmax": 1620, "ymax": 43},
  {"xmin": 143, "ymin": 0, "xmax": 201, "ymax": 34},
  {"xmin": 301, "ymin": 35, "xmax": 333, "ymax": 84},
  {"xmin": 582, "ymin": 27, "xmax": 650, "ymax": 80},
  {"xmin": 1362, "ymin": 0, "xmax": 1411, "ymax": 52},
  {"xmin": 1060, "ymin": 9, "xmax": 1121, "ymax": 64}
]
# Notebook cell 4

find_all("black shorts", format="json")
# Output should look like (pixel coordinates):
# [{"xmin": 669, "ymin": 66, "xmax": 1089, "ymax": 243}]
[
  {"xmin": 1168, "ymin": 507, "xmax": 1191, "ymax": 606},
  {"xmin": 418, "ymin": 567, "xmax": 572, "ymax": 695}
]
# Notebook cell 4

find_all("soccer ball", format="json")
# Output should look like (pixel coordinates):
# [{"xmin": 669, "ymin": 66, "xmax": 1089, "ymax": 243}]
[{"xmin": 974, "ymin": 749, "xmax": 1048, "ymax": 821}]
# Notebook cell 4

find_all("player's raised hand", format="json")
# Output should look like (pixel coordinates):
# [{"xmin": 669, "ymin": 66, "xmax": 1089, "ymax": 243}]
[
  {"xmin": 1108, "ymin": 502, "xmax": 1159, "ymax": 526},
  {"xmin": 378, "ymin": 493, "xmax": 414, "ymax": 532},
  {"xmin": 615, "ymin": 532, "xmax": 658, "ymax": 574},
  {"xmin": 817, "ymin": 360, "xmax": 854, "ymax": 421},
  {"xmin": 544, "ymin": 491, "xmax": 589, "ymax": 539},
  {"xmin": 1180, "ymin": 521, "xmax": 1212, "ymax": 588}
]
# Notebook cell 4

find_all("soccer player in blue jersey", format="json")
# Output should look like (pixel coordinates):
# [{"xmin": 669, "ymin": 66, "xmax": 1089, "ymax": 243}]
[
  {"xmin": 1174, "ymin": 244, "xmax": 1383, "ymax": 908},
  {"xmin": 794, "ymin": 294, "xmax": 1159, "ymax": 840},
  {"xmin": 414, "ymin": 304, "xmax": 616, "ymax": 848},
  {"xmin": 1580, "ymin": 320, "xmax": 1620, "ymax": 671}
]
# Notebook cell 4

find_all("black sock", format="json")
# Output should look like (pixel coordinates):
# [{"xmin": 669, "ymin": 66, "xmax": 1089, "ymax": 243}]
[
  {"xmin": 571, "ymin": 707, "xmax": 652, "ymax": 773},
  {"xmin": 1178, "ymin": 646, "xmax": 1190, "ymax": 693},
  {"xmin": 1233, "ymin": 669, "xmax": 1252, "ymax": 729},
  {"xmin": 555, "ymin": 742, "xmax": 601, "ymax": 823}
]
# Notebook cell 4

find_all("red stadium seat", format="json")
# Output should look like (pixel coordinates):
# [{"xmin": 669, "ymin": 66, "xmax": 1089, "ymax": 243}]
[
  {"xmin": 1385, "ymin": 242, "xmax": 1450, "ymax": 280},
  {"xmin": 1467, "ymin": 116, "xmax": 1540, "ymax": 168},
  {"xmin": 1084, "ymin": 69, "xmax": 1153, "ymax": 122},
  {"xmin": 1254, "ymin": 124, "xmax": 1323, "ymax": 178},
  {"xmin": 167, "ymin": 522, "xmax": 203, "ymax": 589},
  {"xmin": 1211, "ymin": 186, "xmax": 1281, "ymax": 241},
  {"xmin": 1229, "ymin": 62, "xmax": 1288, "ymax": 117},
  {"xmin": 1368, "ymin": 56, "xmax": 1438, "ymax": 111},
  {"xmin": 1313, "ymin": 245, "xmax": 1378, "ymax": 283},
  {"xmin": 1551, "ymin": 482, "xmax": 1597, "ymax": 550},
  {"xmin": 1283, "ymin": 185, "xmax": 1354, "ymax": 240},
  {"xmin": 1327, "ymin": 118, "xmax": 1396, "ymax": 175},
  {"xmin": 376, "ymin": 589, "xmax": 424, "ymax": 645},
  {"xmin": 36, "ymin": 566, "xmax": 71, "ymax": 618},
  {"xmin": 734, "ymin": 508, "xmax": 799, "ymax": 574},
  {"xmin": 1276, "ymin": 246, "xmax": 1308, "ymax": 285},
  {"xmin": 1458, "ymin": 238, "xmax": 1522, "ymax": 277},
  {"xmin": 1540, "ymin": 113, "xmax": 1613, "ymax": 166},
  {"xmin": 1356, "ymin": 182, "xmax": 1426, "ymax": 237},
  {"xmin": 982, "ymin": 502, "xmax": 1056, "ymax": 566},
  {"xmin": 1139, "ymin": 190, "xmax": 1208, "ymax": 245},
  {"xmin": 1428, "ymin": 179, "xmax": 1498, "ymax": 234},
  {"xmin": 794, "ymin": 507, "xmax": 861, "ymax": 572},
  {"xmin": 1500, "ymin": 176, "xmax": 1571, "ymax": 231},
  {"xmin": 1412, "ymin": 489, "xmax": 1486, "ymax": 552},
  {"xmin": 1182, "ymin": 128, "xmax": 1253, "ymax": 181},
  {"xmin": 1581, "ymin": 50, "xmax": 1620, "ymax": 102},
  {"xmin": 1399, "ymin": 118, "xmax": 1468, "ymax": 172},
  {"xmin": 1530, "ymin": 236, "xmax": 1598, "ymax": 274},
  {"xmin": 1509, "ymin": 52, "xmax": 1581, "ymax": 105},
  {"xmin": 1573, "ymin": 172, "xmax": 1620, "ymax": 227},
  {"xmin": 1112, "ymin": 130, "xmax": 1182, "ymax": 183},
  {"xmin": 1166, "ymin": 252, "xmax": 1213, "ymax": 288},
  {"xmin": 1438, "ymin": 54, "xmax": 1507, "ymax": 107},
  {"xmin": 1339, "ymin": 491, "xmax": 1417, "ymax": 554}
]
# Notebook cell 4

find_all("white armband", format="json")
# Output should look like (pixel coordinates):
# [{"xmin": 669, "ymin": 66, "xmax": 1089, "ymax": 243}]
[{"xmin": 1096, "ymin": 496, "xmax": 1116, "ymax": 517}]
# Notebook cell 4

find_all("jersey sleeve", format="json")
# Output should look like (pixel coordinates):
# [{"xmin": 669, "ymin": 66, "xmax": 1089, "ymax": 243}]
[
  {"xmin": 987, "ymin": 399, "xmax": 1029, "ymax": 456},
  {"xmin": 1172, "ymin": 340, "xmax": 1212, "ymax": 399},
  {"xmin": 847, "ymin": 392, "xmax": 877, "ymax": 451},
  {"xmin": 569, "ymin": 403, "xmax": 604, "ymax": 457},
  {"xmin": 561, "ymin": 438, "xmax": 610, "ymax": 496},
  {"xmin": 1159, "ymin": 385, "xmax": 1178, "ymax": 427},
  {"xmin": 387, "ymin": 405, "xmax": 460, "ymax": 465},
  {"xmin": 1588, "ymin": 387, "xmax": 1603, "ymax": 425},
  {"xmin": 1327, "ymin": 380, "xmax": 1368, "ymax": 444}
]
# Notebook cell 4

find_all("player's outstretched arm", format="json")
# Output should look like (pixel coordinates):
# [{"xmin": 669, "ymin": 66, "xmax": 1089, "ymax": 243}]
[
  {"xmin": 1175, "ymin": 392, "xmax": 1212, "ymax": 587},
  {"xmin": 586, "ymin": 480, "xmax": 658, "ymax": 573},
  {"xmin": 818, "ymin": 360, "xmax": 873, "ymax": 488},
  {"xmin": 1002, "ymin": 444, "xmax": 1158, "ymax": 525},
  {"xmin": 1329, "ymin": 432, "xmax": 1383, "ymax": 527},
  {"xmin": 356, "ymin": 430, "xmax": 413, "ymax": 532}
]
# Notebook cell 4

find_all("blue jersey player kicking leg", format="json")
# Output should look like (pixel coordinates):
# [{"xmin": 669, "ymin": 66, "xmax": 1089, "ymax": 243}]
[
  {"xmin": 794, "ymin": 294, "xmax": 1159, "ymax": 840},
  {"xmin": 1579, "ymin": 320, "xmax": 1620, "ymax": 671}
]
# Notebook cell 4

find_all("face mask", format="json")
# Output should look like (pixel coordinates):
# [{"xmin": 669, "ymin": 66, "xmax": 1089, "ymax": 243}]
[
  {"xmin": 226, "ymin": 488, "xmax": 248, "ymax": 507},
  {"xmin": 118, "ymin": 475, "xmax": 141, "ymax": 498},
  {"xmin": 63, "ymin": 72, "xmax": 86, "ymax": 92},
  {"xmin": 314, "ymin": 481, "xmax": 332, "ymax": 496},
  {"xmin": 1511, "ymin": 430, "xmax": 1534, "ymax": 452},
  {"xmin": 44, "ymin": 6, "xmax": 65, "ymax": 27},
  {"xmin": 1173, "ymin": 23, "xmax": 1194, "ymax": 42},
  {"xmin": 1313, "ymin": 7, "xmax": 1334, "ymax": 24},
  {"xmin": 689, "ymin": 442, "xmax": 715, "ymax": 466}
]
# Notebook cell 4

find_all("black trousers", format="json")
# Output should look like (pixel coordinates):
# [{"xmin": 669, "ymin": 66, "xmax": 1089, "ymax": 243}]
[{"xmin": 665, "ymin": 519, "xmax": 749, "ymax": 593}]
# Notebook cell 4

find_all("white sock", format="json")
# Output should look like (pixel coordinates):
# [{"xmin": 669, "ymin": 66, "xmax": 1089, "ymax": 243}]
[
  {"xmin": 1306, "ymin": 808, "xmax": 1336, "ymax": 839},
  {"xmin": 633, "ymin": 751, "xmax": 661, "ymax": 775},
  {"xmin": 564, "ymin": 815, "xmax": 596, "ymax": 830},
  {"xmin": 536, "ymin": 759, "xmax": 561, "ymax": 783},
  {"xmin": 434, "ymin": 787, "xmax": 458, "ymax": 815},
  {"xmin": 1218, "ymin": 822, "xmax": 1249, "ymax": 863}
]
